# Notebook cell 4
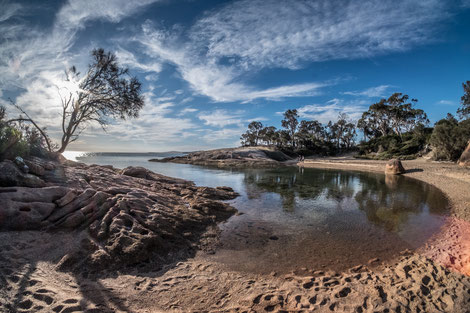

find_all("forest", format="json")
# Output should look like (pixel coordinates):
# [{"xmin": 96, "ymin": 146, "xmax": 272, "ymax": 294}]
[{"xmin": 240, "ymin": 82, "xmax": 470, "ymax": 161}]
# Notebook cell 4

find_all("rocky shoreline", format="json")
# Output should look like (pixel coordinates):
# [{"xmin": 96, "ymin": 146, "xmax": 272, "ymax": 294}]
[
  {"xmin": 151, "ymin": 146, "xmax": 294, "ymax": 168},
  {"xmin": 1, "ymin": 156, "xmax": 470, "ymax": 312}
]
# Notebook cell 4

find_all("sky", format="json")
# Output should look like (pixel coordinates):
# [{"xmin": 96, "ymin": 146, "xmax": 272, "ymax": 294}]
[{"xmin": 0, "ymin": 0, "xmax": 469, "ymax": 152}]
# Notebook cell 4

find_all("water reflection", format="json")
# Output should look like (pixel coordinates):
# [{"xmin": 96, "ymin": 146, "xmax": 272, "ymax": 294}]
[
  {"xmin": 236, "ymin": 167, "xmax": 448, "ymax": 233},
  {"xmin": 209, "ymin": 166, "xmax": 449, "ymax": 274}
]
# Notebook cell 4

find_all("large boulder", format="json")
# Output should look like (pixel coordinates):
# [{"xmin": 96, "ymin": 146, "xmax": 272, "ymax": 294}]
[
  {"xmin": 385, "ymin": 159, "xmax": 405, "ymax": 175},
  {"xmin": 458, "ymin": 140, "xmax": 470, "ymax": 167},
  {"xmin": 0, "ymin": 160, "xmax": 46, "ymax": 187}
]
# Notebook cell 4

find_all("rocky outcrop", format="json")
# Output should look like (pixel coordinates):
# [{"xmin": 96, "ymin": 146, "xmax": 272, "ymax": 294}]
[
  {"xmin": 458, "ymin": 140, "xmax": 470, "ymax": 167},
  {"xmin": 385, "ymin": 159, "xmax": 405, "ymax": 175},
  {"xmin": 0, "ymin": 161, "xmax": 239, "ymax": 273},
  {"xmin": 0, "ymin": 160, "xmax": 46, "ymax": 187},
  {"xmin": 152, "ymin": 146, "xmax": 293, "ymax": 168}
]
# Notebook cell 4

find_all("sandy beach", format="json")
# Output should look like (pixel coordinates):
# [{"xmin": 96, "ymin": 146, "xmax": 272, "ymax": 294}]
[{"xmin": 1, "ymin": 158, "xmax": 469, "ymax": 313}]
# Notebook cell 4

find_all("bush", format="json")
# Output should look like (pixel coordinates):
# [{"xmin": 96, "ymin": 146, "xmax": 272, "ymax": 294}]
[
  {"xmin": 358, "ymin": 126, "xmax": 432, "ymax": 159},
  {"xmin": 0, "ymin": 105, "xmax": 50, "ymax": 161},
  {"xmin": 430, "ymin": 115, "xmax": 470, "ymax": 161}
]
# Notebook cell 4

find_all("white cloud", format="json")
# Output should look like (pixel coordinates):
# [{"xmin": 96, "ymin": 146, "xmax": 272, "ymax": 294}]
[
  {"xmin": 198, "ymin": 109, "xmax": 244, "ymax": 127},
  {"xmin": 438, "ymin": 100, "xmax": 455, "ymax": 105},
  {"xmin": 297, "ymin": 99, "xmax": 368, "ymax": 123},
  {"xmin": 201, "ymin": 127, "xmax": 245, "ymax": 142},
  {"xmin": 178, "ymin": 107, "xmax": 198, "ymax": 116},
  {"xmin": 343, "ymin": 85, "xmax": 392, "ymax": 97},
  {"xmin": 0, "ymin": 0, "xmax": 160, "ymax": 134},
  {"xmin": 0, "ymin": 1, "xmax": 21, "ymax": 23},
  {"xmin": 191, "ymin": 0, "xmax": 447, "ymax": 69},
  {"xmin": 116, "ymin": 48, "xmax": 162, "ymax": 73},
  {"xmin": 135, "ymin": 22, "xmax": 325, "ymax": 102}
]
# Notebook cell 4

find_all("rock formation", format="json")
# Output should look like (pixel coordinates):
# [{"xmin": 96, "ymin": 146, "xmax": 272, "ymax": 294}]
[
  {"xmin": 152, "ymin": 146, "xmax": 292, "ymax": 168},
  {"xmin": 458, "ymin": 140, "xmax": 470, "ymax": 167},
  {"xmin": 384, "ymin": 159, "xmax": 405, "ymax": 175},
  {"xmin": 0, "ymin": 159, "xmax": 238, "ymax": 273}
]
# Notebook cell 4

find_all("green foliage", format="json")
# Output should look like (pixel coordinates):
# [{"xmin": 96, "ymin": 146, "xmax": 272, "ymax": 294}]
[
  {"xmin": 430, "ymin": 114, "xmax": 470, "ymax": 161},
  {"xmin": 240, "ymin": 110, "xmax": 356, "ymax": 156},
  {"xmin": 357, "ymin": 93, "xmax": 428, "ymax": 139},
  {"xmin": 358, "ymin": 125, "xmax": 432, "ymax": 160},
  {"xmin": 458, "ymin": 81, "xmax": 470, "ymax": 120},
  {"xmin": 0, "ymin": 105, "xmax": 50, "ymax": 161}
]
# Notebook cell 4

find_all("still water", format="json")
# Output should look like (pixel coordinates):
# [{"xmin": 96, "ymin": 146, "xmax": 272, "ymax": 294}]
[{"xmin": 67, "ymin": 152, "xmax": 449, "ymax": 273}]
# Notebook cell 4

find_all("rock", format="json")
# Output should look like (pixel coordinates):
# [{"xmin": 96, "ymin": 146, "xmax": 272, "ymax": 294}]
[
  {"xmin": 24, "ymin": 159, "xmax": 45, "ymax": 176},
  {"xmin": 0, "ymin": 160, "xmax": 239, "ymax": 272},
  {"xmin": 120, "ymin": 166, "xmax": 150, "ymax": 179},
  {"xmin": 0, "ymin": 186, "xmax": 69, "ymax": 230},
  {"xmin": 0, "ymin": 160, "xmax": 45, "ymax": 187},
  {"xmin": 14, "ymin": 156, "xmax": 29, "ymax": 173},
  {"xmin": 458, "ymin": 140, "xmax": 470, "ymax": 167},
  {"xmin": 385, "ymin": 159, "xmax": 405, "ymax": 175}
]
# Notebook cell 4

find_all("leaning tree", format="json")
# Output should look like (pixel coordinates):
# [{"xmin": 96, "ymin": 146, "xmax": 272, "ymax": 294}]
[
  {"xmin": 56, "ymin": 48, "xmax": 144, "ymax": 153},
  {"xmin": 9, "ymin": 48, "xmax": 144, "ymax": 154}
]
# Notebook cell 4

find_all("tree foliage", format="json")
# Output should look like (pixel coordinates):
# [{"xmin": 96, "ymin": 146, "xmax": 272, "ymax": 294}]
[
  {"xmin": 0, "ymin": 105, "xmax": 50, "ymax": 160},
  {"xmin": 458, "ymin": 81, "xmax": 470, "ymax": 120},
  {"xmin": 357, "ymin": 93, "xmax": 428, "ymax": 140},
  {"xmin": 430, "ymin": 114, "xmax": 470, "ymax": 161},
  {"xmin": 57, "ymin": 48, "xmax": 144, "ymax": 152},
  {"xmin": 281, "ymin": 109, "xmax": 299, "ymax": 148}
]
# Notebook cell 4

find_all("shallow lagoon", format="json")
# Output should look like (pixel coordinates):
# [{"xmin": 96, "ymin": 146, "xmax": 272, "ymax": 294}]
[{"xmin": 71, "ymin": 152, "xmax": 449, "ymax": 273}]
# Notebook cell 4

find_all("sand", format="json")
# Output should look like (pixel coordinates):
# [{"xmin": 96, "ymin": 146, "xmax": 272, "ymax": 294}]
[{"xmin": 1, "ymin": 158, "xmax": 470, "ymax": 312}]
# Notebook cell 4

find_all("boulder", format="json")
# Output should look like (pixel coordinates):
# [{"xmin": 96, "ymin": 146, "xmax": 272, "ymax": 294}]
[
  {"xmin": 385, "ymin": 159, "xmax": 405, "ymax": 175},
  {"xmin": 24, "ymin": 159, "xmax": 45, "ymax": 176},
  {"xmin": 0, "ymin": 160, "xmax": 45, "ymax": 187},
  {"xmin": 458, "ymin": 140, "xmax": 470, "ymax": 167}
]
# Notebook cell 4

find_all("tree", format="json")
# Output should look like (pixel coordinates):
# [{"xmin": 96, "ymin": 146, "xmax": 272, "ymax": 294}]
[
  {"xmin": 240, "ymin": 121, "xmax": 263, "ymax": 146},
  {"xmin": 430, "ymin": 114, "xmax": 470, "ymax": 161},
  {"xmin": 358, "ymin": 93, "xmax": 428, "ymax": 139},
  {"xmin": 281, "ymin": 109, "xmax": 299, "ymax": 148},
  {"xmin": 458, "ymin": 81, "xmax": 470, "ymax": 120},
  {"xmin": 259, "ymin": 126, "xmax": 277, "ymax": 145},
  {"xmin": 56, "ymin": 48, "xmax": 144, "ymax": 153}
]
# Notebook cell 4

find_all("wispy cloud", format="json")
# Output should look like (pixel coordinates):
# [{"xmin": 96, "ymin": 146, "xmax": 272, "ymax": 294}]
[
  {"xmin": 198, "ymin": 109, "xmax": 244, "ymax": 127},
  {"xmin": 297, "ymin": 99, "xmax": 368, "ymax": 123},
  {"xmin": 343, "ymin": 85, "xmax": 393, "ymax": 98},
  {"xmin": 133, "ymin": 21, "xmax": 326, "ymax": 102},
  {"xmin": 191, "ymin": 0, "xmax": 448, "ymax": 69},
  {"xmin": 0, "ymin": 0, "xmax": 160, "ymax": 129},
  {"xmin": 438, "ymin": 99, "xmax": 455, "ymax": 105}
]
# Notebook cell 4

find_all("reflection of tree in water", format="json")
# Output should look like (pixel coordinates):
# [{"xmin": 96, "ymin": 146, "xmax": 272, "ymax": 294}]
[
  {"xmin": 241, "ymin": 167, "xmax": 357, "ymax": 212},
  {"xmin": 354, "ymin": 174, "xmax": 448, "ymax": 232},
  {"xmin": 238, "ymin": 167, "xmax": 448, "ymax": 231}
]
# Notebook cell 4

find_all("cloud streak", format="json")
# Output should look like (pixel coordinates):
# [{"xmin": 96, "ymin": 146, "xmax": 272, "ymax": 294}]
[
  {"xmin": 192, "ymin": 0, "xmax": 448, "ymax": 69},
  {"xmin": 343, "ymin": 85, "xmax": 393, "ymax": 98}
]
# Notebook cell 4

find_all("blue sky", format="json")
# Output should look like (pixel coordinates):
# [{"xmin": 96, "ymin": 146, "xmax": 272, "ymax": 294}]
[{"xmin": 1, "ymin": 0, "xmax": 469, "ymax": 152}]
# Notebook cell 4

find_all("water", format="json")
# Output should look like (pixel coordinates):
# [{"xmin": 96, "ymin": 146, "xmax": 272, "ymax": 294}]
[{"xmin": 66, "ymin": 151, "xmax": 449, "ymax": 273}]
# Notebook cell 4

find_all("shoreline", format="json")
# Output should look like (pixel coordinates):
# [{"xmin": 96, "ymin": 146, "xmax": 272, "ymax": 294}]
[
  {"xmin": 298, "ymin": 157, "xmax": 470, "ymax": 276},
  {"xmin": 1, "ymin": 157, "xmax": 469, "ymax": 312}
]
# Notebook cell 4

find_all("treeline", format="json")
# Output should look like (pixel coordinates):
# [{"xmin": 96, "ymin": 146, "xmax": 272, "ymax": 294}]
[
  {"xmin": 241, "ymin": 82, "xmax": 470, "ymax": 161},
  {"xmin": 241, "ymin": 110, "xmax": 356, "ymax": 155}
]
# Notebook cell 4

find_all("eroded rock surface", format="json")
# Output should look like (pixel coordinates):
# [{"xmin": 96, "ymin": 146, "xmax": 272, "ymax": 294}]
[{"xmin": 0, "ymin": 161, "xmax": 238, "ymax": 273}]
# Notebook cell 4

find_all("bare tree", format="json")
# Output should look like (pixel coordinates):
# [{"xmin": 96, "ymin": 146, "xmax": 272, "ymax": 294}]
[{"xmin": 56, "ymin": 48, "xmax": 144, "ymax": 153}]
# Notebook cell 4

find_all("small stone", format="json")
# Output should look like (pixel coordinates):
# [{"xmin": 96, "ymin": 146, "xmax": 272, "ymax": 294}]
[
  {"xmin": 269, "ymin": 235, "xmax": 279, "ymax": 240},
  {"xmin": 368, "ymin": 258, "xmax": 380, "ymax": 265}
]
